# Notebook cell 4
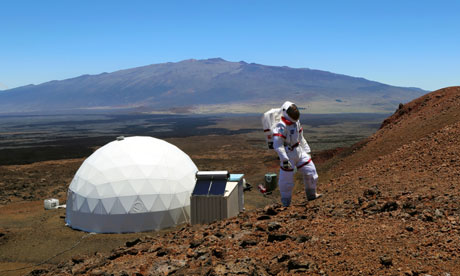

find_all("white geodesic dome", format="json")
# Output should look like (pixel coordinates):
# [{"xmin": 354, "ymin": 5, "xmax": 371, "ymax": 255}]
[{"xmin": 65, "ymin": 136, "xmax": 198, "ymax": 233}]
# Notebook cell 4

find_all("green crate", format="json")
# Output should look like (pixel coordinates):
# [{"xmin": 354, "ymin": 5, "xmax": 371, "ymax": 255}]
[{"xmin": 264, "ymin": 173, "xmax": 277, "ymax": 192}]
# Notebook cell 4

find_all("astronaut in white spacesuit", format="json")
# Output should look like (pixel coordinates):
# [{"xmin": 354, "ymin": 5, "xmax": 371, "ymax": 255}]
[{"xmin": 273, "ymin": 101, "xmax": 322, "ymax": 207}]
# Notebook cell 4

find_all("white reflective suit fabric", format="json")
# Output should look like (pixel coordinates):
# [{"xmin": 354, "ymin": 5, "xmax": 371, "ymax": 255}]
[{"xmin": 273, "ymin": 114, "xmax": 318, "ymax": 207}]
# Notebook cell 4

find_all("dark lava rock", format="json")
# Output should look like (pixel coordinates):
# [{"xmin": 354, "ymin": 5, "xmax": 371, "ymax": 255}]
[
  {"xmin": 287, "ymin": 259, "xmax": 311, "ymax": 271},
  {"xmin": 364, "ymin": 188, "xmax": 380, "ymax": 198},
  {"xmin": 242, "ymin": 222, "xmax": 253, "ymax": 229},
  {"xmin": 268, "ymin": 233, "xmax": 289, "ymax": 242},
  {"xmin": 406, "ymin": 226, "xmax": 414, "ymax": 232},
  {"xmin": 264, "ymin": 205, "xmax": 278, "ymax": 216},
  {"xmin": 296, "ymin": 235, "xmax": 312, "ymax": 243},
  {"xmin": 257, "ymin": 215, "xmax": 271, "ymax": 220},
  {"xmin": 27, "ymin": 269, "xmax": 49, "ymax": 276},
  {"xmin": 90, "ymin": 269, "xmax": 112, "ymax": 276},
  {"xmin": 214, "ymin": 232, "xmax": 224, "ymax": 238},
  {"xmin": 421, "ymin": 212, "xmax": 434, "ymax": 222},
  {"xmin": 71, "ymin": 255, "xmax": 85, "ymax": 264},
  {"xmin": 125, "ymin": 248, "xmax": 138, "ymax": 255},
  {"xmin": 267, "ymin": 221, "xmax": 282, "ymax": 231},
  {"xmin": 108, "ymin": 248, "xmax": 124, "ymax": 260},
  {"xmin": 380, "ymin": 255, "xmax": 393, "ymax": 266},
  {"xmin": 156, "ymin": 248, "xmax": 168, "ymax": 257},
  {"xmin": 212, "ymin": 248, "xmax": 224, "ymax": 258},
  {"xmin": 380, "ymin": 201, "xmax": 399, "ymax": 212},
  {"xmin": 240, "ymin": 239, "xmax": 258, "ymax": 248},
  {"xmin": 189, "ymin": 239, "xmax": 202, "ymax": 248},
  {"xmin": 402, "ymin": 201, "xmax": 416, "ymax": 209},
  {"xmin": 194, "ymin": 248, "xmax": 208, "ymax": 259},
  {"xmin": 277, "ymin": 254, "xmax": 291, "ymax": 262},
  {"xmin": 255, "ymin": 222, "xmax": 267, "ymax": 232},
  {"xmin": 125, "ymin": 238, "xmax": 141, "ymax": 247},
  {"xmin": 291, "ymin": 213, "xmax": 308, "ymax": 220}
]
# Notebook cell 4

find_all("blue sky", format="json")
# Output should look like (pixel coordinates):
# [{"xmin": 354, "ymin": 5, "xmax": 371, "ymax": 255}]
[{"xmin": 1, "ymin": 0, "xmax": 459, "ymax": 91}]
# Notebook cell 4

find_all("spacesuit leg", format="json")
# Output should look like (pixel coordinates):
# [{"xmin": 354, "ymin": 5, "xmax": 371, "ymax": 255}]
[
  {"xmin": 278, "ymin": 168, "xmax": 295, "ymax": 207},
  {"xmin": 298, "ymin": 160, "xmax": 322, "ymax": 200}
]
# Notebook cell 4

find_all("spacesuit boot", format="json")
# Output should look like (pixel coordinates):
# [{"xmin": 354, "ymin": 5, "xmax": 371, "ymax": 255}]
[
  {"xmin": 303, "ymin": 174, "xmax": 322, "ymax": 201},
  {"xmin": 281, "ymin": 197, "xmax": 291, "ymax": 207}
]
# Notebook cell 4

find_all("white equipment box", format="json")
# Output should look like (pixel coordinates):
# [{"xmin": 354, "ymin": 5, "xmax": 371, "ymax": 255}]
[{"xmin": 44, "ymin": 198, "xmax": 59, "ymax": 210}]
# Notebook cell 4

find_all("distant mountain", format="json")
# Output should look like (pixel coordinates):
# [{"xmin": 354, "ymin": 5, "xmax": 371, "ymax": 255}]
[{"xmin": 0, "ymin": 58, "xmax": 427, "ymax": 114}]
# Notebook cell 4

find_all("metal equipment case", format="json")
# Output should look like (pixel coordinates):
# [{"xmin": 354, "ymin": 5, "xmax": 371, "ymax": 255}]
[{"xmin": 190, "ymin": 171, "xmax": 243, "ymax": 224}]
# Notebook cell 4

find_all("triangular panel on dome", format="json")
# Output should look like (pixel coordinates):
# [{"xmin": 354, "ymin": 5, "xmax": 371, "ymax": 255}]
[
  {"xmin": 159, "ymin": 194, "xmax": 173, "ymax": 210},
  {"xmin": 79, "ymin": 198, "xmax": 91, "ymax": 213},
  {"xmin": 86, "ymin": 197, "xmax": 100, "ymax": 213},
  {"xmin": 160, "ymin": 211, "xmax": 175, "ymax": 228},
  {"xmin": 129, "ymin": 179, "xmax": 150, "ymax": 195},
  {"xmin": 119, "ymin": 195, "xmax": 138, "ymax": 213},
  {"xmin": 101, "ymin": 196, "xmax": 117, "ymax": 214},
  {"xmin": 169, "ymin": 207, "xmax": 182, "ymax": 224},
  {"xmin": 96, "ymin": 183, "xmax": 117, "ymax": 199},
  {"xmin": 179, "ymin": 175, "xmax": 195, "ymax": 191},
  {"xmin": 103, "ymin": 167, "xmax": 129, "ymax": 184},
  {"xmin": 75, "ymin": 193, "xmax": 86, "ymax": 211},
  {"xmin": 93, "ymin": 199, "xmax": 108, "ymax": 215},
  {"xmin": 151, "ymin": 194, "xmax": 167, "ymax": 211},
  {"xmin": 109, "ymin": 197, "xmax": 128, "ymax": 215},
  {"xmin": 122, "ymin": 164, "xmax": 146, "ymax": 180},
  {"xmin": 120, "ymin": 179, "xmax": 139, "ymax": 196},
  {"xmin": 129, "ymin": 196, "xmax": 148, "ymax": 213},
  {"xmin": 91, "ymin": 154, "xmax": 117, "ymax": 172},
  {"xmin": 139, "ymin": 180, "xmax": 160, "ymax": 195},
  {"xmin": 154, "ymin": 164, "xmax": 170, "ymax": 179},
  {"xmin": 175, "ymin": 191, "xmax": 189, "ymax": 206},
  {"xmin": 137, "ymin": 165, "xmax": 155, "ymax": 180},
  {"xmin": 86, "ymin": 169, "xmax": 110, "ymax": 186},
  {"xmin": 69, "ymin": 177, "xmax": 84, "ymax": 194},
  {"xmin": 80, "ymin": 164, "xmax": 100, "ymax": 182},
  {"xmin": 139, "ymin": 194, "xmax": 156, "ymax": 211},
  {"xmin": 169, "ymin": 194, "xmax": 182, "ymax": 210},
  {"xmin": 109, "ymin": 181, "xmax": 127, "ymax": 197},
  {"xmin": 176, "ymin": 207, "xmax": 187, "ymax": 223},
  {"xmin": 157, "ymin": 179, "xmax": 173, "ymax": 194},
  {"xmin": 151, "ymin": 210, "xmax": 165, "ymax": 228},
  {"xmin": 74, "ymin": 180, "xmax": 89, "ymax": 196}
]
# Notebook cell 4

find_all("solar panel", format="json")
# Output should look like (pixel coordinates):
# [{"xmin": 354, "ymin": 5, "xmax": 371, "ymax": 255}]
[
  {"xmin": 193, "ymin": 180, "xmax": 211, "ymax": 195},
  {"xmin": 209, "ymin": 179, "xmax": 227, "ymax": 195}
]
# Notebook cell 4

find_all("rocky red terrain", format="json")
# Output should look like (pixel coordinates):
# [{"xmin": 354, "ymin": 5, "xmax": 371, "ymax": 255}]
[{"xmin": 4, "ymin": 87, "xmax": 460, "ymax": 276}]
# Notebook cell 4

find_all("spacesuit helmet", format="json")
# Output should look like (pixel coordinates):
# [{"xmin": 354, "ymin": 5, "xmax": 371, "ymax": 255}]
[{"xmin": 281, "ymin": 101, "xmax": 300, "ymax": 122}]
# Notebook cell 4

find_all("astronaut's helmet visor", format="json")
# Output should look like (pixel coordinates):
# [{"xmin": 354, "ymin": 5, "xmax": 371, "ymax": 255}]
[{"xmin": 287, "ymin": 104, "xmax": 300, "ymax": 121}]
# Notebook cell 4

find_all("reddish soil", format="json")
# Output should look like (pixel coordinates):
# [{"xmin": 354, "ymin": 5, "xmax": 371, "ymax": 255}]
[{"xmin": 1, "ymin": 87, "xmax": 460, "ymax": 276}]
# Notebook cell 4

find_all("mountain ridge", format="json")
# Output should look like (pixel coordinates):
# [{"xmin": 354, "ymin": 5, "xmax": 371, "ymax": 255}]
[{"xmin": 0, "ymin": 58, "xmax": 426, "ymax": 114}]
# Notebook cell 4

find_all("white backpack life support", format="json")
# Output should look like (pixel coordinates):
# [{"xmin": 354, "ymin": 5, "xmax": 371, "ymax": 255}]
[{"xmin": 261, "ymin": 108, "xmax": 282, "ymax": 149}]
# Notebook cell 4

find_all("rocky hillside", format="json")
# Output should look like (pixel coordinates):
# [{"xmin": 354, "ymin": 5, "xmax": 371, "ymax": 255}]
[
  {"xmin": 0, "ymin": 58, "xmax": 425, "ymax": 114},
  {"xmin": 38, "ymin": 87, "xmax": 460, "ymax": 276}
]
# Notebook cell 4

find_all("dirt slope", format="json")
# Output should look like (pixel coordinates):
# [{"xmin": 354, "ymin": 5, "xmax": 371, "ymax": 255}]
[
  {"xmin": 30, "ymin": 87, "xmax": 460, "ymax": 275},
  {"xmin": 329, "ymin": 86, "xmax": 460, "ymax": 174}
]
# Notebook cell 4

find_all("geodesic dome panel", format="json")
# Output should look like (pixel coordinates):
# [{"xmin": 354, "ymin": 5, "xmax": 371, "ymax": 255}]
[{"xmin": 65, "ymin": 136, "xmax": 198, "ymax": 233}]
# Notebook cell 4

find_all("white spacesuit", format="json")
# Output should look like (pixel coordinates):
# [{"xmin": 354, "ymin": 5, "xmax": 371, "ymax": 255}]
[{"xmin": 273, "ymin": 101, "xmax": 321, "ymax": 207}]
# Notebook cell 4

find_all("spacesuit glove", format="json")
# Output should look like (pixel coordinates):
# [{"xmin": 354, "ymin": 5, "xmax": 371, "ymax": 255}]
[{"xmin": 281, "ymin": 160, "xmax": 293, "ymax": 170}]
